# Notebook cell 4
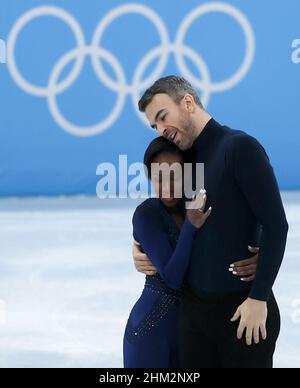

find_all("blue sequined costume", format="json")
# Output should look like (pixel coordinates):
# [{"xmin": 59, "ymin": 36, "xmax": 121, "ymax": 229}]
[{"xmin": 123, "ymin": 198, "xmax": 197, "ymax": 368}]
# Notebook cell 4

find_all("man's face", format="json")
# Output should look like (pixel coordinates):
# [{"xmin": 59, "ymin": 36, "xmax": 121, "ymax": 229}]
[{"xmin": 145, "ymin": 93, "xmax": 196, "ymax": 151}]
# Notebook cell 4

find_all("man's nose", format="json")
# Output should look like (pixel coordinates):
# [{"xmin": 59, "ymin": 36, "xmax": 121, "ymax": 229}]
[{"xmin": 156, "ymin": 123, "xmax": 167, "ymax": 137}]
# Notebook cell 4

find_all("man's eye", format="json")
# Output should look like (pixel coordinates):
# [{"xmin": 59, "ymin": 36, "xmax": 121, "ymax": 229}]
[{"xmin": 161, "ymin": 114, "xmax": 167, "ymax": 121}]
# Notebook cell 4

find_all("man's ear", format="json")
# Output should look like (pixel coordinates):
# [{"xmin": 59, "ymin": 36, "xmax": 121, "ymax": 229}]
[{"xmin": 183, "ymin": 94, "xmax": 195, "ymax": 113}]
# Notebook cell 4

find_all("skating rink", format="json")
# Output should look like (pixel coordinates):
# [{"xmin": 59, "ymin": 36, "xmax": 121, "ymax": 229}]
[{"xmin": 0, "ymin": 192, "xmax": 299, "ymax": 368}]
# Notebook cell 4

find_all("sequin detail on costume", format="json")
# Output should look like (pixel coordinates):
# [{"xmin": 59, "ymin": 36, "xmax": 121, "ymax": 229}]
[{"xmin": 125, "ymin": 291, "xmax": 180, "ymax": 344}]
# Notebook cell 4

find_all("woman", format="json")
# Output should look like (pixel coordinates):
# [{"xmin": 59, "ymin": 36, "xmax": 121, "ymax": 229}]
[{"xmin": 123, "ymin": 137, "xmax": 211, "ymax": 368}]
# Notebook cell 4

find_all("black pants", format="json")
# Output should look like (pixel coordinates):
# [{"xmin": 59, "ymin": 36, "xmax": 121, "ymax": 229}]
[{"xmin": 178, "ymin": 286, "xmax": 281, "ymax": 368}]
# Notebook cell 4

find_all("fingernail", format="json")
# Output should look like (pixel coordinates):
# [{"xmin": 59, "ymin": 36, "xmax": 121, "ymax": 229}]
[
  {"xmin": 233, "ymin": 271, "xmax": 237, "ymax": 275},
  {"xmin": 228, "ymin": 268, "xmax": 234, "ymax": 272},
  {"xmin": 230, "ymin": 264, "xmax": 235, "ymax": 268},
  {"xmin": 241, "ymin": 278, "xmax": 244, "ymax": 281}
]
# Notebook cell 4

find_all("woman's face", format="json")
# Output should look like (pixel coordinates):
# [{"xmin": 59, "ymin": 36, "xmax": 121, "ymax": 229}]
[{"xmin": 150, "ymin": 152, "xmax": 184, "ymax": 208}]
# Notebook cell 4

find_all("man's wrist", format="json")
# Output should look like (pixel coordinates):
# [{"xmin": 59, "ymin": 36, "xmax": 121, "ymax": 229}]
[{"xmin": 248, "ymin": 297, "xmax": 267, "ymax": 305}]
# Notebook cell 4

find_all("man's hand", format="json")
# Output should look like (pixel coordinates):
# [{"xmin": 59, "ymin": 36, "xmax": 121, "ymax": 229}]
[
  {"xmin": 230, "ymin": 298, "xmax": 268, "ymax": 345},
  {"xmin": 229, "ymin": 246, "xmax": 259, "ymax": 282},
  {"xmin": 133, "ymin": 240, "xmax": 157, "ymax": 276}
]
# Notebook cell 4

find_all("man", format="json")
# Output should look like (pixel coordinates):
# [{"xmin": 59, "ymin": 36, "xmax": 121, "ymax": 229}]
[{"xmin": 132, "ymin": 76, "xmax": 289, "ymax": 368}]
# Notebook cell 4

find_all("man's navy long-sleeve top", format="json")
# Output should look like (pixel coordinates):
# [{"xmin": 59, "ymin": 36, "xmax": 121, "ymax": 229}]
[{"xmin": 186, "ymin": 118, "xmax": 288, "ymax": 301}]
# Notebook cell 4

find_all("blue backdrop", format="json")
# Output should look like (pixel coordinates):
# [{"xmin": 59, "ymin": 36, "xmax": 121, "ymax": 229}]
[{"xmin": 0, "ymin": 0, "xmax": 299, "ymax": 196}]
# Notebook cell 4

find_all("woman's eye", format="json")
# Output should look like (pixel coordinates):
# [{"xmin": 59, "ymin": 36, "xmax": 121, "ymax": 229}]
[{"xmin": 161, "ymin": 114, "xmax": 167, "ymax": 122}]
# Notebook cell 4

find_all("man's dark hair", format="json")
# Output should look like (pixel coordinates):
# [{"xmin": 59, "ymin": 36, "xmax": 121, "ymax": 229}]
[
  {"xmin": 138, "ymin": 75, "xmax": 203, "ymax": 112},
  {"xmin": 143, "ymin": 137, "xmax": 185, "ymax": 179}
]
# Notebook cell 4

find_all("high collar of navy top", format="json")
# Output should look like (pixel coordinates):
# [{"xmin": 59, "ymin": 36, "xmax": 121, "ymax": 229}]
[
  {"xmin": 190, "ymin": 117, "xmax": 222, "ymax": 153},
  {"xmin": 160, "ymin": 197, "xmax": 186, "ymax": 218}
]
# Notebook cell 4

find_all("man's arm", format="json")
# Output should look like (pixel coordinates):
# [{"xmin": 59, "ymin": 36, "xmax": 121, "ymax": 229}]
[
  {"xmin": 133, "ymin": 238, "xmax": 260, "ymax": 280},
  {"xmin": 227, "ymin": 133, "xmax": 288, "ymax": 345},
  {"xmin": 226, "ymin": 134, "xmax": 288, "ymax": 301}
]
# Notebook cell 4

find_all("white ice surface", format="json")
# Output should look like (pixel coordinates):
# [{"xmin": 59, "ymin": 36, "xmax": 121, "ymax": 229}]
[{"xmin": 0, "ymin": 193, "xmax": 299, "ymax": 368}]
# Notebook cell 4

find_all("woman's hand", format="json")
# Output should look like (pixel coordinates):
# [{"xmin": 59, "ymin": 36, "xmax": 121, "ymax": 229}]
[
  {"xmin": 187, "ymin": 190, "xmax": 212, "ymax": 229},
  {"xmin": 229, "ymin": 246, "xmax": 259, "ymax": 281},
  {"xmin": 230, "ymin": 298, "xmax": 268, "ymax": 345}
]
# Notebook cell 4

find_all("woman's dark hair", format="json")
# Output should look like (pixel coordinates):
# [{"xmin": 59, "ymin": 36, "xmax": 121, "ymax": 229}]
[{"xmin": 143, "ymin": 137, "xmax": 185, "ymax": 179}]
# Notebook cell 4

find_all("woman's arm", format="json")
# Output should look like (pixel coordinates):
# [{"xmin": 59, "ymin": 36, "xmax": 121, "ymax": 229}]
[{"xmin": 133, "ymin": 195, "xmax": 211, "ymax": 289}]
